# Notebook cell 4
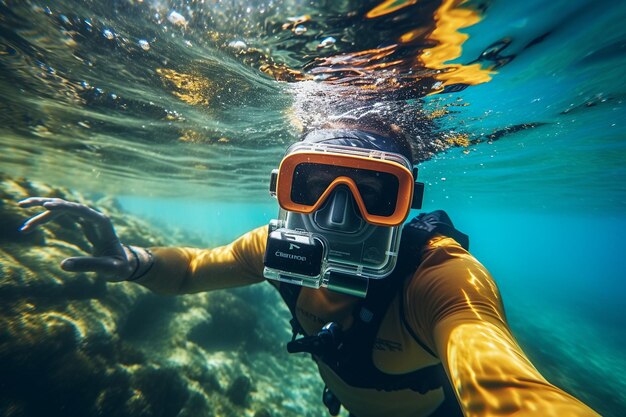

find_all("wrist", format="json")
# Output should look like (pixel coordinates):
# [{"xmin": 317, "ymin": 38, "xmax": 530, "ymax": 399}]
[{"xmin": 123, "ymin": 245, "xmax": 155, "ymax": 281}]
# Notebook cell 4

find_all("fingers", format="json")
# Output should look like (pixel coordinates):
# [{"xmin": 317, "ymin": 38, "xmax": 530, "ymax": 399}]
[
  {"xmin": 18, "ymin": 197, "xmax": 75, "ymax": 233},
  {"xmin": 17, "ymin": 197, "xmax": 65, "ymax": 208},
  {"xmin": 19, "ymin": 198, "xmax": 105, "ymax": 222},
  {"xmin": 18, "ymin": 198, "xmax": 116, "ymax": 244},
  {"xmin": 61, "ymin": 256, "xmax": 130, "ymax": 281},
  {"xmin": 42, "ymin": 200, "xmax": 108, "ymax": 223},
  {"xmin": 19, "ymin": 210, "xmax": 64, "ymax": 233},
  {"xmin": 41, "ymin": 201, "xmax": 117, "ymax": 245}
]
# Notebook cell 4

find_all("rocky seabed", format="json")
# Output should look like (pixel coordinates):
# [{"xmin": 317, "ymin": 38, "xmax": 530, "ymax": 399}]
[{"xmin": 0, "ymin": 175, "xmax": 327, "ymax": 417}]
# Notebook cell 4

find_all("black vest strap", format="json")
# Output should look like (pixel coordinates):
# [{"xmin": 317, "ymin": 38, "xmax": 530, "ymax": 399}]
[
  {"xmin": 323, "ymin": 271, "xmax": 448, "ymax": 394},
  {"xmin": 277, "ymin": 281, "xmax": 305, "ymax": 340},
  {"xmin": 277, "ymin": 272, "xmax": 448, "ymax": 394}
]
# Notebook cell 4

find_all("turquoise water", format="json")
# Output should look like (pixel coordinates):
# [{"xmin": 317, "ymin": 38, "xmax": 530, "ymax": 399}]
[{"xmin": 2, "ymin": 0, "xmax": 626, "ymax": 416}]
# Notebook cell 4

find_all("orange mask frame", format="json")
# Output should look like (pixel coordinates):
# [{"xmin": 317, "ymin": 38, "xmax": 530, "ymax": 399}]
[{"xmin": 276, "ymin": 151, "xmax": 414, "ymax": 226}]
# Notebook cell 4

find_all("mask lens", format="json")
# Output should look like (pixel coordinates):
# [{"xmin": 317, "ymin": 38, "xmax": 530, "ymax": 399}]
[
  {"xmin": 290, "ymin": 163, "xmax": 399, "ymax": 216},
  {"xmin": 355, "ymin": 171, "xmax": 399, "ymax": 216},
  {"xmin": 291, "ymin": 163, "xmax": 335, "ymax": 205}
]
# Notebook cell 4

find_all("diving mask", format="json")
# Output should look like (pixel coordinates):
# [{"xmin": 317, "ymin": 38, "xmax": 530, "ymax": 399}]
[{"xmin": 263, "ymin": 141, "xmax": 424, "ymax": 297}]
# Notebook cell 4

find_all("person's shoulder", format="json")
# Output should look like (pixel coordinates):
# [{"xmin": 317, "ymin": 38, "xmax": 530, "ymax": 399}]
[
  {"xmin": 408, "ymin": 234, "xmax": 495, "ymax": 296},
  {"xmin": 421, "ymin": 233, "xmax": 479, "ymax": 266},
  {"xmin": 404, "ymin": 234, "xmax": 503, "ymax": 332}
]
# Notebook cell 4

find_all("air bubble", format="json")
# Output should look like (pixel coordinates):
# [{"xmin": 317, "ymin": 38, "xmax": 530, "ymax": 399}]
[
  {"xmin": 228, "ymin": 40, "xmax": 247, "ymax": 50},
  {"xmin": 168, "ymin": 11, "xmax": 187, "ymax": 27},
  {"xmin": 318, "ymin": 37, "xmax": 336, "ymax": 48}
]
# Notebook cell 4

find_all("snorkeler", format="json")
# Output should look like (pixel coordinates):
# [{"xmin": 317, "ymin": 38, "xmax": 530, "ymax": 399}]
[{"xmin": 18, "ymin": 117, "xmax": 599, "ymax": 417}]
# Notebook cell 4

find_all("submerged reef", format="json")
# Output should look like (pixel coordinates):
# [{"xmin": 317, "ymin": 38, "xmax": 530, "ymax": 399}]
[{"xmin": 0, "ymin": 174, "xmax": 325, "ymax": 417}]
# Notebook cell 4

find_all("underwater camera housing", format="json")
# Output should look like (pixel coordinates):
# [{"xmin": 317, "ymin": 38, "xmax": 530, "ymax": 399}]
[
  {"xmin": 263, "ymin": 225, "xmax": 326, "ymax": 281},
  {"xmin": 263, "ymin": 210, "xmax": 402, "ymax": 297}
]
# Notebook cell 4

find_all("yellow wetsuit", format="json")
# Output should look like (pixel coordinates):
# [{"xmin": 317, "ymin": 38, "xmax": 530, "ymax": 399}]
[{"xmin": 136, "ymin": 226, "xmax": 599, "ymax": 417}]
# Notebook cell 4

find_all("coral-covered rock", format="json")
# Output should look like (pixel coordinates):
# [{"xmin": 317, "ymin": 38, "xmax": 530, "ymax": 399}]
[
  {"xmin": 226, "ymin": 374, "xmax": 253, "ymax": 406},
  {"xmin": 0, "ymin": 176, "xmax": 325, "ymax": 417}
]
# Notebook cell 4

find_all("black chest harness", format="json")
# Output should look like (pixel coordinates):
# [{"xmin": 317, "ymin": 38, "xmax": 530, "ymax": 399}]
[{"xmin": 277, "ymin": 211, "xmax": 469, "ymax": 417}]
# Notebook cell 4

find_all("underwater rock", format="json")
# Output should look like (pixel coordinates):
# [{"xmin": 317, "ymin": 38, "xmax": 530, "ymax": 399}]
[
  {"xmin": 254, "ymin": 409, "xmax": 273, "ymax": 417},
  {"xmin": 119, "ymin": 292, "xmax": 182, "ymax": 341},
  {"xmin": 132, "ymin": 366, "xmax": 190, "ymax": 417},
  {"xmin": 177, "ymin": 391, "xmax": 215, "ymax": 417},
  {"xmin": 0, "ymin": 175, "xmax": 326, "ymax": 417},
  {"xmin": 185, "ymin": 363, "xmax": 222, "ymax": 393},
  {"xmin": 226, "ymin": 375, "xmax": 253, "ymax": 406},
  {"xmin": 188, "ymin": 291, "xmax": 263, "ymax": 352}
]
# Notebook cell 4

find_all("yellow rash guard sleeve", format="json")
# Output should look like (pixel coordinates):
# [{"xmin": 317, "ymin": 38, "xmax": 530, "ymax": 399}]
[
  {"xmin": 135, "ymin": 226, "xmax": 269, "ymax": 294},
  {"xmin": 405, "ymin": 235, "xmax": 600, "ymax": 417}
]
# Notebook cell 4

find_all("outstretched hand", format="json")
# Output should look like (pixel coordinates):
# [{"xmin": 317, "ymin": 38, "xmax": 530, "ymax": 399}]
[{"xmin": 18, "ymin": 197, "xmax": 135, "ymax": 282}]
